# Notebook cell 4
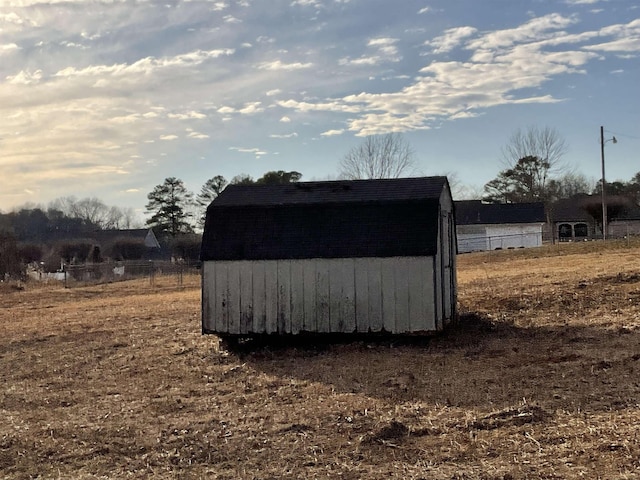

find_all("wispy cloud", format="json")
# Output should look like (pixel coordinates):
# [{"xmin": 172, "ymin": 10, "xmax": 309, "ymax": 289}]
[
  {"xmin": 269, "ymin": 132, "xmax": 298, "ymax": 138},
  {"xmin": 340, "ymin": 37, "xmax": 401, "ymax": 66},
  {"xmin": 278, "ymin": 13, "xmax": 630, "ymax": 136},
  {"xmin": 229, "ymin": 146, "xmax": 268, "ymax": 158},
  {"xmin": 321, "ymin": 129, "xmax": 345, "ymax": 136},
  {"xmin": 256, "ymin": 60, "xmax": 313, "ymax": 70},
  {"xmin": 425, "ymin": 26, "xmax": 477, "ymax": 54}
]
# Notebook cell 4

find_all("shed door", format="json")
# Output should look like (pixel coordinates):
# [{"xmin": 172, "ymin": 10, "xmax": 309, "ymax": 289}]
[{"xmin": 440, "ymin": 211, "xmax": 455, "ymax": 322}]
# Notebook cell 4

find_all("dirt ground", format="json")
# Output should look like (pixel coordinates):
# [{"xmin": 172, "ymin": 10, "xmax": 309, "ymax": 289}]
[{"xmin": 1, "ymin": 242, "xmax": 640, "ymax": 479}]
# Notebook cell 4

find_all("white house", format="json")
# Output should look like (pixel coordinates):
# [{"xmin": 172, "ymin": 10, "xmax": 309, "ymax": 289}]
[{"xmin": 456, "ymin": 201, "xmax": 546, "ymax": 253}]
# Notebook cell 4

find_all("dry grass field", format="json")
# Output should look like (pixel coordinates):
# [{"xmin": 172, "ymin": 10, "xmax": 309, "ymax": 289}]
[{"xmin": 2, "ymin": 242, "xmax": 640, "ymax": 479}]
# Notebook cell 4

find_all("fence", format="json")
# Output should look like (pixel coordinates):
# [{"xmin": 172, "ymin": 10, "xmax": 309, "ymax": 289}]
[
  {"xmin": 62, "ymin": 260, "xmax": 200, "ymax": 288},
  {"xmin": 457, "ymin": 232, "xmax": 543, "ymax": 253}
]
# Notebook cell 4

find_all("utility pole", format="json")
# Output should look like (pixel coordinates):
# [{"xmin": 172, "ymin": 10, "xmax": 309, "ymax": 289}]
[
  {"xmin": 600, "ymin": 126, "xmax": 617, "ymax": 241},
  {"xmin": 601, "ymin": 126, "xmax": 607, "ymax": 240}
]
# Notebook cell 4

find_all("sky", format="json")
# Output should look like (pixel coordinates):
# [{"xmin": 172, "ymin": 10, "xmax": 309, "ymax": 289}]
[{"xmin": 1, "ymin": 0, "xmax": 639, "ymax": 216}]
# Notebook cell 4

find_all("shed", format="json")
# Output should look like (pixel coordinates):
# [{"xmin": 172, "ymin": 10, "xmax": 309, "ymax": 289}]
[
  {"xmin": 455, "ymin": 201, "xmax": 545, "ymax": 252},
  {"xmin": 200, "ymin": 176, "xmax": 457, "ymax": 337}
]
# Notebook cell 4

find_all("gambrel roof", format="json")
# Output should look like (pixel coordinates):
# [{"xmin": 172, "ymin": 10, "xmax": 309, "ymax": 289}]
[{"xmin": 201, "ymin": 177, "xmax": 451, "ymax": 261}]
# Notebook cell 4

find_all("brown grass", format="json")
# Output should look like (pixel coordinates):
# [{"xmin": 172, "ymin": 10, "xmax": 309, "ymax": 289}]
[{"xmin": 1, "ymin": 244, "xmax": 640, "ymax": 479}]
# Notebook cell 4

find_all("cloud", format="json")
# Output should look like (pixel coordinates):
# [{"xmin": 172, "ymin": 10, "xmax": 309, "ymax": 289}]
[
  {"xmin": 159, "ymin": 135, "xmax": 178, "ymax": 141},
  {"xmin": 238, "ymin": 102, "xmax": 264, "ymax": 114},
  {"xmin": 467, "ymin": 13, "xmax": 578, "ymax": 51},
  {"xmin": 279, "ymin": 116, "xmax": 291, "ymax": 122},
  {"xmin": 229, "ymin": 146, "xmax": 268, "ymax": 157},
  {"xmin": 53, "ymin": 48, "xmax": 235, "ymax": 81},
  {"xmin": 168, "ymin": 111, "xmax": 207, "ymax": 120},
  {"xmin": 216, "ymin": 102, "xmax": 264, "ymax": 115},
  {"xmin": 6, "ymin": 69, "xmax": 42, "ymax": 85},
  {"xmin": 256, "ymin": 60, "xmax": 313, "ymax": 70},
  {"xmin": 269, "ymin": 132, "xmax": 298, "ymax": 138},
  {"xmin": 277, "ymin": 99, "xmax": 361, "ymax": 113},
  {"xmin": 0, "ymin": 43, "xmax": 20, "ymax": 53},
  {"xmin": 187, "ymin": 131, "xmax": 210, "ymax": 139},
  {"xmin": 277, "ymin": 13, "xmax": 615, "ymax": 136},
  {"xmin": 320, "ymin": 129, "xmax": 344, "ymax": 136},
  {"xmin": 340, "ymin": 37, "xmax": 401, "ymax": 66},
  {"xmin": 425, "ymin": 26, "xmax": 477, "ymax": 54}
]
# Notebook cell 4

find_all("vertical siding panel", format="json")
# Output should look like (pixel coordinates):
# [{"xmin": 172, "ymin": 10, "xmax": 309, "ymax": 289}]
[
  {"xmin": 227, "ymin": 263, "xmax": 241, "ymax": 334},
  {"xmin": 316, "ymin": 261, "xmax": 330, "ymax": 333},
  {"xmin": 407, "ymin": 258, "xmax": 425, "ymax": 332},
  {"xmin": 381, "ymin": 258, "xmax": 396, "ymax": 333},
  {"xmin": 328, "ymin": 260, "xmax": 343, "ymax": 332},
  {"xmin": 354, "ymin": 258, "xmax": 369, "ymax": 333},
  {"xmin": 290, "ymin": 261, "xmax": 304, "ymax": 334},
  {"xmin": 277, "ymin": 261, "xmax": 291, "ymax": 333},
  {"xmin": 367, "ymin": 258, "xmax": 383, "ymax": 332},
  {"xmin": 302, "ymin": 260, "xmax": 317, "ymax": 332},
  {"xmin": 214, "ymin": 262, "xmax": 228, "ymax": 333},
  {"xmin": 394, "ymin": 258, "xmax": 410, "ymax": 333},
  {"xmin": 423, "ymin": 258, "xmax": 436, "ymax": 331},
  {"xmin": 265, "ymin": 261, "xmax": 278, "ymax": 334},
  {"xmin": 252, "ymin": 262, "xmax": 266, "ymax": 334},
  {"xmin": 342, "ymin": 259, "xmax": 356, "ymax": 333},
  {"xmin": 238, "ymin": 262, "xmax": 253, "ymax": 334}
]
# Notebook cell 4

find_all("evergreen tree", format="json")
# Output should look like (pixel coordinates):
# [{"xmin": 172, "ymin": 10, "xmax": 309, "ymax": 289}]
[{"xmin": 145, "ymin": 177, "xmax": 194, "ymax": 236}]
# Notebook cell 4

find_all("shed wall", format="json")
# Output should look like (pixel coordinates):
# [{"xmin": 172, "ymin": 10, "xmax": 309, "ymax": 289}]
[{"xmin": 202, "ymin": 256, "xmax": 438, "ymax": 335}]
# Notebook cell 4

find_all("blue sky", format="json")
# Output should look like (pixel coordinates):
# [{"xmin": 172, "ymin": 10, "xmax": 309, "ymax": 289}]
[{"xmin": 1, "ymin": 0, "xmax": 639, "ymax": 215}]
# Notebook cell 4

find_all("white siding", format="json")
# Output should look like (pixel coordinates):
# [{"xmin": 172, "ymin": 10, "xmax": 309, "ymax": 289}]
[
  {"xmin": 486, "ymin": 224, "xmax": 543, "ymax": 250},
  {"xmin": 202, "ymin": 256, "xmax": 438, "ymax": 334},
  {"xmin": 457, "ymin": 223, "xmax": 544, "ymax": 252}
]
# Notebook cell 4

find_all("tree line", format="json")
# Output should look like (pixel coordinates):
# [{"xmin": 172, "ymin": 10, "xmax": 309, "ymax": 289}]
[
  {"xmin": 2, "ymin": 127, "xmax": 638, "ymax": 278},
  {"xmin": 0, "ymin": 197, "xmax": 143, "ymax": 277}
]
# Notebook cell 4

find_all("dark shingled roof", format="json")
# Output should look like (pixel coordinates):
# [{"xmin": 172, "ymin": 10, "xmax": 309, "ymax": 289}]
[
  {"xmin": 455, "ymin": 201, "xmax": 546, "ymax": 225},
  {"xmin": 201, "ymin": 177, "xmax": 449, "ymax": 261},
  {"xmin": 549, "ymin": 194, "xmax": 640, "ymax": 222}
]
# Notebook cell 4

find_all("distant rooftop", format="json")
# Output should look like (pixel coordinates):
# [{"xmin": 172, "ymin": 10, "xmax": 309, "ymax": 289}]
[{"xmin": 456, "ymin": 200, "xmax": 546, "ymax": 225}]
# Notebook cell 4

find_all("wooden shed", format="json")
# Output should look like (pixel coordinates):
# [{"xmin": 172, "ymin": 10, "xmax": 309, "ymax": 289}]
[{"xmin": 200, "ymin": 176, "xmax": 457, "ymax": 337}]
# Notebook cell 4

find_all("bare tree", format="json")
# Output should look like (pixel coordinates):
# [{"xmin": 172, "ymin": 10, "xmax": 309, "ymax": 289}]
[
  {"xmin": 485, "ymin": 126, "xmax": 569, "ymax": 203},
  {"xmin": 339, "ymin": 133, "xmax": 416, "ymax": 180},
  {"xmin": 546, "ymin": 171, "xmax": 595, "ymax": 202},
  {"xmin": 502, "ymin": 126, "xmax": 568, "ymax": 177}
]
